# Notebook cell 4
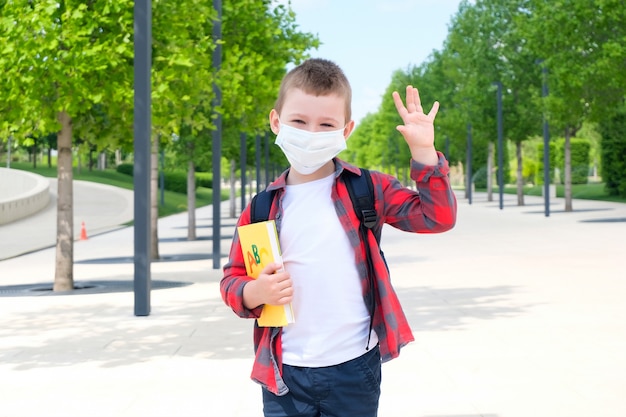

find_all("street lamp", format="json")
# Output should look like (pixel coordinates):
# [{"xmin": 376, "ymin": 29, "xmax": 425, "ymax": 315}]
[
  {"xmin": 466, "ymin": 123, "xmax": 472, "ymax": 205},
  {"xmin": 211, "ymin": 0, "xmax": 223, "ymax": 268},
  {"xmin": 493, "ymin": 81, "xmax": 504, "ymax": 210},
  {"xmin": 240, "ymin": 132, "xmax": 247, "ymax": 213},
  {"xmin": 541, "ymin": 64, "xmax": 550, "ymax": 217},
  {"xmin": 133, "ymin": 0, "xmax": 152, "ymax": 316},
  {"xmin": 255, "ymin": 134, "xmax": 261, "ymax": 193}
]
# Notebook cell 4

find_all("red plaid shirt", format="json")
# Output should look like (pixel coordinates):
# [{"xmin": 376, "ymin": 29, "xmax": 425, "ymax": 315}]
[{"xmin": 221, "ymin": 153, "xmax": 457, "ymax": 395}]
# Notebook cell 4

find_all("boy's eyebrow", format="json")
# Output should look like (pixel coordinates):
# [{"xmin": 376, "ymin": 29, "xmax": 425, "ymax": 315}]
[{"xmin": 286, "ymin": 113, "xmax": 343, "ymax": 125}]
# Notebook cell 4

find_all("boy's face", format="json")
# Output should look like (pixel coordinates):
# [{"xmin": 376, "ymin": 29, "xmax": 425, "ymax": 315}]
[{"xmin": 270, "ymin": 88, "xmax": 355, "ymax": 137}]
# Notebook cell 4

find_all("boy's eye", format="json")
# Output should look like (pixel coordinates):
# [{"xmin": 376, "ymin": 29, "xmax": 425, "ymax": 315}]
[
  {"xmin": 321, "ymin": 123, "xmax": 335, "ymax": 128},
  {"xmin": 292, "ymin": 119, "xmax": 305, "ymax": 124}
]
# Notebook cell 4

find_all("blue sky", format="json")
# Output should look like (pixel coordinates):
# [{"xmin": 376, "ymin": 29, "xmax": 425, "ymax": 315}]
[{"xmin": 282, "ymin": 0, "xmax": 463, "ymax": 125}]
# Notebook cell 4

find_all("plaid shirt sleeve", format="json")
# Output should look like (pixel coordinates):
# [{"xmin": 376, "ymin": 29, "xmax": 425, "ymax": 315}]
[{"xmin": 380, "ymin": 152, "xmax": 457, "ymax": 233}]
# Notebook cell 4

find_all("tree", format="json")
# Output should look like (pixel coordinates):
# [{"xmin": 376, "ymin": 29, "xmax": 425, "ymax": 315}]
[
  {"xmin": 218, "ymin": 0, "xmax": 318, "ymax": 217},
  {"xmin": 519, "ymin": 0, "xmax": 626, "ymax": 211},
  {"xmin": 147, "ymin": 0, "xmax": 216, "ymax": 256},
  {"xmin": 1, "ymin": 1, "xmax": 134, "ymax": 290}
]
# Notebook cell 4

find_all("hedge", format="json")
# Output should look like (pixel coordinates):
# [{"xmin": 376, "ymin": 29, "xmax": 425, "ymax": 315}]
[
  {"xmin": 536, "ymin": 138, "xmax": 590, "ymax": 185},
  {"xmin": 116, "ymin": 163, "xmax": 212, "ymax": 194},
  {"xmin": 600, "ymin": 110, "xmax": 626, "ymax": 197}
]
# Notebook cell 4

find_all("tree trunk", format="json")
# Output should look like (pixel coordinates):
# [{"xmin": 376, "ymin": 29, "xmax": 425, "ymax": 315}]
[
  {"xmin": 54, "ymin": 110, "xmax": 74, "ymax": 291},
  {"xmin": 98, "ymin": 151, "xmax": 106, "ymax": 170},
  {"xmin": 516, "ymin": 141, "xmax": 524, "ymax": 206},
  {"xmin": 229, "ymin": 158, "xmax": 236, "ymax": 218},
  {"xmin": 187, "ymin": 159, "xmax": 197, "ymax": 240},
  {"xmin": 564, "ymin": 129, "xmax": 573, "ymax": 212},
  {"xmin": 150, "ymin": 137, "xmax": 160, "ymax": 259},
  {"xmin": 89, "ymin": 146, "xmax": 94, "ymax": 172},
  {"xmin": 77, "ymin": 151, "xmax": 82, "ymax": 174}
]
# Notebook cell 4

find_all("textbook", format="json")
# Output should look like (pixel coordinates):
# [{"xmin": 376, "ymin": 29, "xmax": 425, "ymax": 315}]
[{"xmin": 237, "ymin": 220, "xmax": 295, "ymax": 327}]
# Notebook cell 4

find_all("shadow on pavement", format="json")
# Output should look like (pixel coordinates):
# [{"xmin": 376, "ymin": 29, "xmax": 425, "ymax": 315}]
[
  {"xmin": 0, "ymin": 288, "xmax": 254, "ymax": 370},
  {"xmin": 397, "ymin": 285, "xmax": 532, "ymax": 332}
]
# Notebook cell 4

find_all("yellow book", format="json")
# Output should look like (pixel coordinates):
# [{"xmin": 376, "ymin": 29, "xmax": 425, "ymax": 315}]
[{"xmin": 237, "ymin": 220, "xmax": 295, "ymax": 327}]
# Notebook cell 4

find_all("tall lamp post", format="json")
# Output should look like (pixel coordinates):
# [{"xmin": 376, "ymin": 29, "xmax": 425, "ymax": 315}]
[
  {"xmin": 466, "ymin": 123, "xmax": 473, "ymax": 205},
  {"xmin": 133, "ymin": 0, "xmax": 152, "ymax": 316},
  {"xmin": 264, "ymin": 132, "xmax": 270, "ymax": 186},
  {"xmin": 240, "ymin": 132, "xmax": 247, "ymax": 213},
  {"xmin": 211, "ymin": 0, "xmax": 223, "ymax": 269},
  {"xmin": 255, "ymin": 134, "xmax": 261, "ymax": 193},
  {"xmin": 541, "ymin": 64, "xmax": 550, "ymax": 217},
  {"xmin": 494, "ymin": 81, "xmax": 504, "ymax": 210}
]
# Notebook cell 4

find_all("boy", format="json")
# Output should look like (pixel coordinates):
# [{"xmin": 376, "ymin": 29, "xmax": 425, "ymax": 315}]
[{"xmin": 221, "ymin": 58, "xmax": 457, "ymax": 416}]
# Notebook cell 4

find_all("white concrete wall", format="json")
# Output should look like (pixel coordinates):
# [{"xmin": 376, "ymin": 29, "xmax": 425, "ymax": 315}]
[{"xmin": 0, "ymin": 168, "xmax": 51, "ymax": 225}]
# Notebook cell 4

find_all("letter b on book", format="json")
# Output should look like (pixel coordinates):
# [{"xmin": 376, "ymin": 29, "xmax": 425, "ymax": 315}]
[{"xmin": 237, "ymin": 220, "xmax": 295, "ymax": 327}]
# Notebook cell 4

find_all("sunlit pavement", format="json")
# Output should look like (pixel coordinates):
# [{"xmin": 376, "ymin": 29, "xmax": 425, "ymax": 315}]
[{"xmin": 1, "ymin": 184, "xmax": 625, "ymax": 417}]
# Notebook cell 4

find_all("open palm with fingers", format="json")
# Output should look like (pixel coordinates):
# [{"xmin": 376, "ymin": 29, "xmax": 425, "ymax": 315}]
[{"xmin": 392, "ymin": 85, "xmax": 439, "ymax": 149}]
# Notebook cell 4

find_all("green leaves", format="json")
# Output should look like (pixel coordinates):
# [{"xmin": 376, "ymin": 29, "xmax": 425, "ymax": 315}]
[
  {"xmin": 0, "ymin": 0, "xmax": 317, "ymax": 167},
  {"xmin": 350, "ymin": 0, "xmax": 625, "ymax": 178},
  {"xmin": 216, "ymin": 0, "xmax": 318, "ymax": 165},
  {"xmin": 1, "ymin": 0, "xmax": 135, "ymax": 142}
]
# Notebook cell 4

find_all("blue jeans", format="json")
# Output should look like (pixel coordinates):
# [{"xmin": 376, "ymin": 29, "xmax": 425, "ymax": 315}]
[{"xmin": 262, "ymin": 345, "xmax": 382, "ymax": 417}]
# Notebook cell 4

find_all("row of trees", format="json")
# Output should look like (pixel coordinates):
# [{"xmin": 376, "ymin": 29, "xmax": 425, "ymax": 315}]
[
  {"xmin": 0, "ymin": 0, "xmax": 318, "ymax": 290},
  {"xmin": 3, "ymin": 0, "xmax": 625, "ymax": 290},
  {"xmin": 348, "ymin": 0, "xmax": 626, "ymax": 208}
]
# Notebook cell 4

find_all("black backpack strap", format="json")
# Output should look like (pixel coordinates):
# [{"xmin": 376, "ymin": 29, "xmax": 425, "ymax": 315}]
[
  {"xmin": 345, "ymin": 168, "xmax": 377, "ymax": 236},
  {"xmin": 250, "ymin": 189, "xmax": 276, "ymax": 223},
  {"xmin": 344, "ymin": 168, "xmax": 379, "ymax": 350}
]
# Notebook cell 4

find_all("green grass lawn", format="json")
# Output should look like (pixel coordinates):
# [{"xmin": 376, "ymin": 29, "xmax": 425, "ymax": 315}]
[
  {"xmin": 494, "ymin": 182, "xmax": 626, "ymax": 204},
  {"xmin": 10, "ymin": 162, "xmax": 231, "ymax": 218}
]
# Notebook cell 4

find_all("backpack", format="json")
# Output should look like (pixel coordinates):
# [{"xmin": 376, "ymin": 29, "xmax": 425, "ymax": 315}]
[{"xmin": 249, "ymin": 169, "xmax": 383, "ymax": 346}]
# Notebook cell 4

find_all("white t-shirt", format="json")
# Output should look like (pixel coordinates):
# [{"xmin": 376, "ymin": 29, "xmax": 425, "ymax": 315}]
[{"xmin": 280, "ymin": 173, "xmax": 378, "ymax": 367}]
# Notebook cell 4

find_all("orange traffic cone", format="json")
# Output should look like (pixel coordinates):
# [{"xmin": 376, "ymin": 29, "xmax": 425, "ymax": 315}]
[{"xmin": 80, "ymin": 221, "xmax": 88, "ymax": 241}]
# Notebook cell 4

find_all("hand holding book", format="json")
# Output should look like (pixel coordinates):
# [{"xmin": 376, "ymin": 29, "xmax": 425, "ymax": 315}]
[
  {"xmin": 237, "ymin": 220, "xmax": 295, "ymax": 327},
  {"xmin": 243, "ymin": 262, "xmax": 293, "ymax": 309}
]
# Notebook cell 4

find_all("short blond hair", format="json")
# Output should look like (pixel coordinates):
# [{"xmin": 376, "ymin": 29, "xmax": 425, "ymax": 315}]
[{"xmin": 274, "ymin": 58, "xmax": 352, "ymax": 123}]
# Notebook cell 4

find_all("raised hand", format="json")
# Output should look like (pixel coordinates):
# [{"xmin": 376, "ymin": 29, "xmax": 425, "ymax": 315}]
[{"xmin": 392, "ymin": 85, "xmax": 439, "ymax": 165}]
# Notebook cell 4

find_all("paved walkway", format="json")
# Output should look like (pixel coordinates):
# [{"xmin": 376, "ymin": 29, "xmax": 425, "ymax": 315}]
[
  {"xmin": 0, "ymin": 178, "xmax": 134, "ymax": 260},
  {"xmin": 0, "ymin": 181, "xmax": 625, "ymax": 417}
]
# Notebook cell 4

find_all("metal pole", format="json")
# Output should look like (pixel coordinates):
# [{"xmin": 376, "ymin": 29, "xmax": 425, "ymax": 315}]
[
  {"xmin": 264, "ymin": 132, "xmax": 270, "ymax": 187},
  {"xmin": 255, "ymin": 134, "xmax": 261, "ymax": 193},
  {"xmin": 542, "ymin": 66, "xmax": 550, "ymax": 217},
  {"xmin": 240, "ymin": 132, "xmax": 247, "ymax": 213},
  {"xmin": 467, "ymin": 123, "xmax": 472, "ymax": 205},
  {"xmin": 495, "ymin": 81, "xmax": 504, "ymax": 210},
  {"xmin": 211, "ymin": 0, "xmax": 222, "ymax": 269},
  {"xmin": 133, "ymin": 0, "xmax": 152, "ymax": 316}
]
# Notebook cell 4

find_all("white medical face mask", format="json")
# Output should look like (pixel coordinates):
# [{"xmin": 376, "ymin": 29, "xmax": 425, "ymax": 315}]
[{"xmin": 275, "ymin": 123, "xmax": 347, "ymax": 175}]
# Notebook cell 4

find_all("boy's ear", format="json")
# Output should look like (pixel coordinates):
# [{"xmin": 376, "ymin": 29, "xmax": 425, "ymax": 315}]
[
  {"xmin": 343, "ymin": 119, "xmax": 356, "ymax": 139},
  {"xmin": 269, "ymin": 109, "xmax": 280, "ymax": 134}
]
